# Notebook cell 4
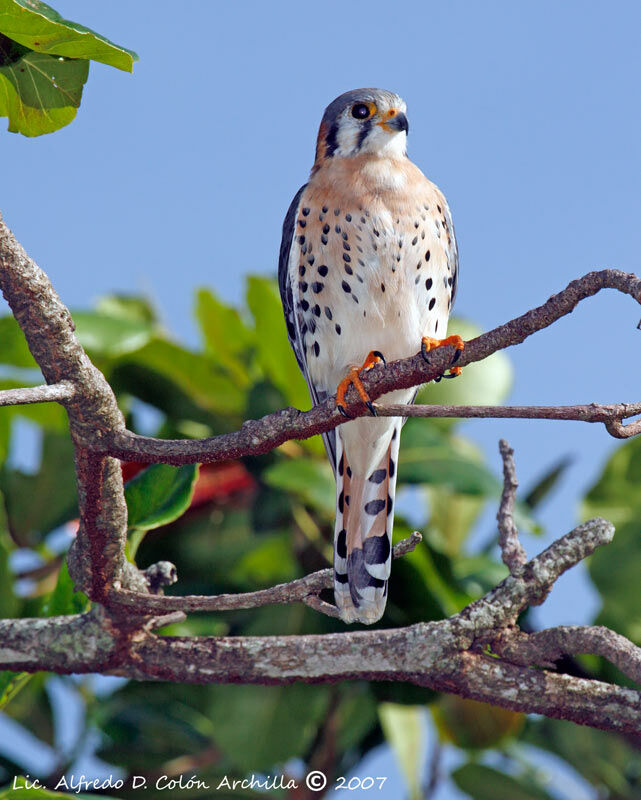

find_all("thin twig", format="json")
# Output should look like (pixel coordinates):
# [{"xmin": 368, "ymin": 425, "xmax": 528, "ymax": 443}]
[
  {"xmin": 0, "ymin": 381, "xmax": 75, "ymax": 406},
  {"xmin": 496, "ymin": 439, "xmax": 527, "ymax": 573},
  {"xmin": 105, "ymin": 532, "xmax": 423, "ymax": 616}
]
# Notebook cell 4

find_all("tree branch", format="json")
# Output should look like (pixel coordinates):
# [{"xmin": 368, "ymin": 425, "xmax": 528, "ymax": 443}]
[
  {"xmin": 496, "ymin": 439, "xmax": 527, "ymax": 573},
  {"xmin": 104, "ymin": 533, "xmax": 423, "ymax": 617},
  {"xmin": 0, "ymin": 381, "xmax": 75, "ymax": 406},
  {"xmin": 2, "ymin": 209, "xmax": 641, "ymax": 735}
]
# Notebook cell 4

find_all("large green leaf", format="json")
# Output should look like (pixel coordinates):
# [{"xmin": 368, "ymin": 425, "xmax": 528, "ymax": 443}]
[
  {"xmin": 0, "ymin": 0, "xmax": 137, "ymax": 70},
  {"xmin": 263, "ymin": 457, "xmax": 335, "ymax": 513},
  {"xmin": 206, "ymin": 683, "xmax": 329, "ymax": 771},
  {"xmin": 122, "ymin": 339, "xmax": 245, "ymax": 416},
  {"xmin": 378, "ymin": 703, "xmax": 425, "ymax": 800},
  {"xmin": 72, "ymin": 311, "xmax": 155, "ymax": 358},
  {"xmin": 246, "ymin": 276, "xmax": 309, "ymax": 409},
  {"xmin": 452, "ymin": 764, "xmax": 553, "ymax": 800},
  {"xmin": 0, "ymin": 33, "xmax": 88, "ymax": 135},
  {"xmin": 195, "ymin": 287, "xmax": 254, "ymax": 386},
  {"xmin": 125, "ymin": 463, "xmax": 199, "ymax": 532}
]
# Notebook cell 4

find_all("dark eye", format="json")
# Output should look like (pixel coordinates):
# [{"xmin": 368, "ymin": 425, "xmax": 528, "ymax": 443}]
[{"xmin": 351, "ymin": 103, "xmax": 371, "ymax": 120}]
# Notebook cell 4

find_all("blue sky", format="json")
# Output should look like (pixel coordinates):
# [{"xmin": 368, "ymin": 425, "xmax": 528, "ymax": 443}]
[{"xmin": 1, "ymin": 1, "xmax": 640, "ymax": 794}]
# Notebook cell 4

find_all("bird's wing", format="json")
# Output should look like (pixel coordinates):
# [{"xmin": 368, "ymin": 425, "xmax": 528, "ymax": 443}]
[{"xmin": 278, "ymin": 184, "xmax": 337, "ymax": 471}]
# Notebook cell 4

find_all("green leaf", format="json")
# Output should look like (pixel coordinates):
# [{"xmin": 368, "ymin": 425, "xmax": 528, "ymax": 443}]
[
  {"xmin": 43, "ymin": 559, "xmax": 89, "ymax": 616},
  {"xmin": 195, "ymin": 287, "xmax": 254, "ymax": 386},
  {"xmin": 0, "ymin": 670, "xmax": 32, "ymax": 711},
  {"xmin": 581, "ymin": 435, "xmax": 641, "ymax": 529},
  {"xmin": 125, "ymin": 463, "xmax": 199, "ymax": 532},
  {"xmin": 452, "ymin": 764, "xmax": 554, "ymax": 800},
  {"xmin": 0, "ymin": 33, "xmax": 88, "ymax": 135},
  {"xmin": 246, "ymin": 276, "xmax": 309, "ymax": 409},
  {"xmin": 206, "ymin": 683, "xmax": 330, "ymax": 771},
  {"xmin": 1, "ymin": 430, "xmax": 77, "ymax": 543},
  {"xmin": 399, "ymin": 419, "xmax": 500, "ymax": 495},
  {"xmin": 71, "ymin": 311, "xmax": 155, "ymax": 358},
  {"xmin": 122, "ymin": 338, "xmax": 246, "ymax": 416},
  {"xmin": 263, "ymin": 457, "xmax": 335, "ymax": 513},
  {"xmin": 230, "ymin": 533, "xmax": 299, "ymax": 586},
  {"xmin": 378, "ymin": 703, "xmax": 425, "ymax": 800},
  {"xmin": 0, "ymin": 315, "xmax": 38, "ymax": 367},
  {"xmin": 95, "ymin": 294, "xmax": 158, "ymax": 325},
  {"xmin": 0, "ymin": 0, "xmax": 138, "ymax": 71},
  {"xmin": 523, "ymin": 456, "xmax": 572, "ymax": 510}
]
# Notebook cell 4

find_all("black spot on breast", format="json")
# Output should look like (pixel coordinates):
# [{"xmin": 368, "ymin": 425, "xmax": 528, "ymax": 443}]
[
  {"xmin": 309, "ymin": 318, "xmax": 316, "ymax": 333},
  {"xmin": 387, "ymin": 494, "xmax": 393, "ymax": 515},
  {"xmin": 318, "ymin": 264, "xmax": 328, "ymax": 277},
  {"xmin": 322, "ymin": 205, "xmax": 328, "ymax": 213},
  {"xmin": 299, "ymin": 265, "xmax": 305, "ymax": 276},
  {"xmin": 335, "ymin": 323, "xmax": 342, "ymax": 335},
  {"xmin": 352, "ymin": 294, "xmax": 359, "ymax": 303},
  {"xmin": 299, "ymin": 281, "xmax": 308, "ymax": 293},
  {"xmin": 313, "ymin": 341, "xmax": 320, "ymax": 357},
  {"xmin": 334, "ymin": 570, "xmax": 348, "ymax": 584},
  {"xmin": 437, "ymin": 204, "xmax": 442, "ymax": 213},
  {"xmin": 346, "ymin": 466, "xmax": 352, "ymax": 478},
  {"xmin": 425, "ymin": 278, "xmax": 433, "ymax": 290},
  {"xmin": 417, "ymin": 261, "xmax": 422, "ymax": 270},
  {"xmin": 301, "ymin": 299, "xmax": 309, "ymax": 312},
  {"xmin": 312, "ymin": 282, "xmax": 324, "ymax": 293},
  {"xmin": 412, "ymin": 236, "xmax": 418, "ymax": 246},
  {"xmin": 381, "ymin": 282, "xmax": 385, "ymax": 292},
  {"xmin": 369, "ymin": 468, "xmax": 387, "ymax": 484},
  {"xmin": 336, "ymin": 529, "xmax": 347, "ymax": 558},
  {"xmin": 343, "ymin": 253, "xmax": 351, "ymax": 263},
  {"xmin": 321, "ymin": 235, "xmax": 328, "ymax": 245},
  {"xmin": 389, "ymin": 458, "xmax": 395, "ymax": 478},
  {"xmin": 364, "ymin": 499, "xmax": 386, "ymax": 516},
  {"xmin": 345, "ymin": 213, "xmax": 352, "ymax": 222},
  {"xmin": 322, "ymin": 223, "xmax": 330, "ymax": 234},
  {"xmin": 298, "ymin": 235, "xmax": 305, "ymax": 245},
  {"xmin": 373, "ymin": 229, "xmax": 380, "ymax": 237},
  {"xmin": 344, "ymin": 264, "xmax": 353, "ymax": 275},
  {"xmin": 392, "ymin": 428, "xmax": 397, "ymax": 440},
  {"xmin": 343, "ymin": 242, "xmax": 350, "ymax": 251},
  {"xmin": 335, "ymin": 225, "xmax": 341, "ymax": 234},
  {"xmin": 342, "ymin": 280, "xmax": 351, "ymax": 293},
  {"xmin": 302, "ymin": 207, "xmax": 310, "ymax": 216},
  {"xmin": 312, "ymin": 304, "xmax": 321, "ymax": 317},
  {"xmin": 429, "ymin": 297, "xmax": 436, "ymax": 310},
  {"xmin": 307, "ymin": 255, "xmax": 315, "ymax": 266},
  {"xmin": 324, "ymin": 306, "xmax": 332, "ymax": 319},
  {"xmin": 425, "ymin": 250, "xmax": 431, "ymax": 261},
  {"xmin": 298, "ymin": 219, "xmax": 306, "ymax": 228}
]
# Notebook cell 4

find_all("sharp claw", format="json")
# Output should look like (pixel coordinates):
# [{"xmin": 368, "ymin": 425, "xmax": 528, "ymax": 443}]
[
  {"xmin": 451, "ymin": 348, "xmax": 462, "ymax": 365},
  {"xmin": 434, "ymin": 374, "xmax": 442, "ymax": 383},
  {"xmin": 366, "ymin": 401, "xmax": 377, "ymax": 416},
  {"xmin": 441, "ymin": 371, "xmax": 459, "ymax": 379},
  {"xmin": 372, "ymin": 350, "xmax": 386, "ymax": 366},
  {"xmin": 421, "ymin": 342, "xmax": 430, "ymax": 362},
  {"xmin": 337, "ymin": 404, "xmax": 352, "ymax": 419}
]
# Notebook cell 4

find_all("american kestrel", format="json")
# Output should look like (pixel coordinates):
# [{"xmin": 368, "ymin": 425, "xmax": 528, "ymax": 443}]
[{"xmin": 279, "ymin": 88, "xmax": 461, "ymax": 624}]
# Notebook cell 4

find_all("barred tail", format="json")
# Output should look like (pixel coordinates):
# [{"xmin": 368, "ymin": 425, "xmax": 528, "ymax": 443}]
[{"xmin": 333, "ymin": 425, "xmax": 401, "ymax": 624}]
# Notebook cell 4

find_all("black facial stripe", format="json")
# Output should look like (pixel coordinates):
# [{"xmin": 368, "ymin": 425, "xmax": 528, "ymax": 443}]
[
  {"xmin": 325, "ymin": 121, "xmax": 339, "ymax": 159},
  {"xmin": 356, "ymin": 118, "xmax": 372, "ymax": 151}
]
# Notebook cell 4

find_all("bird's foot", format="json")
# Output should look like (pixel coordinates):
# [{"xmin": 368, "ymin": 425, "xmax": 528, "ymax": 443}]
[
  {"xmin": 336, "ymin": 350, "xmax": 386, "ymax": 418},
  {"xmin": 421, "ymin": 335, "xmax": 465, "ymax": 380}
]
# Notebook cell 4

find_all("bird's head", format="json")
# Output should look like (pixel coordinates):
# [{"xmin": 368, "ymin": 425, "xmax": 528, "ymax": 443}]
[{"xmin": 313, "ymin": 88, "xmax": 409, "ymax": 171}]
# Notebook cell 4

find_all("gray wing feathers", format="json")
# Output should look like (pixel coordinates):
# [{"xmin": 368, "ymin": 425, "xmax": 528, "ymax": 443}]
[{"xmin": 278, "ymin": 184, "xmax": 337, "ymax": 472}]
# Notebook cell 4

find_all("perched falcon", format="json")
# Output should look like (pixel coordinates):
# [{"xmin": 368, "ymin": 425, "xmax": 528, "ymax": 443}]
[{"xmin": 278, "ymin": 88, "xmax": 461, "ymax": 624}]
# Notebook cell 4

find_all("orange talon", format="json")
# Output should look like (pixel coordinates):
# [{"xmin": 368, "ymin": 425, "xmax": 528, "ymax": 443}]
[
  {"xmin": 336, "ymin": 350, "xmax": 386, "ymax": 417},
  {"xmin": 421, "ymin": 334, "xmax": 465, "ymax": 377}
]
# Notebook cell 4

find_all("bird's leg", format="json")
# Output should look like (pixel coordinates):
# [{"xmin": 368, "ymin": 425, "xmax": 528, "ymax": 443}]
[
  {"xmin": 336, "ymin": 350, "xmax": 386, "ymax": 418},
  {"xmin": 421, "ymin": 335, "xmax": 465, "ymax": 379}
]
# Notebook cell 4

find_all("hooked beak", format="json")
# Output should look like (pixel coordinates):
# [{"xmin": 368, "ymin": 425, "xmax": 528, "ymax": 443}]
[{"xmin": 378, "ymin": 110, "xmax": 409, "ymax": 135}]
